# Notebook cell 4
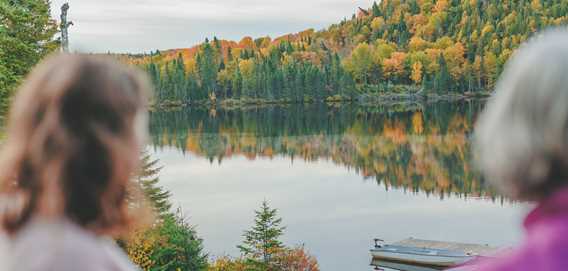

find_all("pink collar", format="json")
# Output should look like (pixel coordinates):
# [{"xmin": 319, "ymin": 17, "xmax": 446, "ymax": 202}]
[{"xmin": 524, "ymin": 187, "xmax": 568, "ymax": 230}]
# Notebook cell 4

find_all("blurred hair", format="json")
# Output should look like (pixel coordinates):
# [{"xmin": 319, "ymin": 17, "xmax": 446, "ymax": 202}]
[
  {"xmin": 0, "ymin": 54, "xmax": 152, "ymax": 236},
  {"xmin": 475, "ymin": 29, "xmax": 568, "ymax": 201}
]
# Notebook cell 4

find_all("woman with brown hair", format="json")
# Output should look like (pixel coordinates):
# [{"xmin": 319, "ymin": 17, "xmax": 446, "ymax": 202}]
[{"xmin": 0, "ymin": 54, "xmax": 151, "ymax": 271}]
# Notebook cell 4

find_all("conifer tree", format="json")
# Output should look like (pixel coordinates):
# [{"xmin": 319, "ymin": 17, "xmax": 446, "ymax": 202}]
[
  {"xmin": 0, "ymin": 0, "xmax": 58, "ymax": 107},
  {"xmin": 372, "ymin": 1, "xmax": 381, "ymax": 17},
  {"xmin": 196, "ymin": 41, "xmax": 218, "ymax": 99},
  {"xmin": 238, "ymin": 200, "xmax": 286, "ymax": 268},
  {"xmin": 136, "ymin": 151, "xmax": 172, "ymax": 217},
  {"xmin": 128, "ymin": 153, "xmax": 207, "ymax": 271},
  {"xmin": 435, "ymin": 54, "xmax": 451, "ymax": 93}
]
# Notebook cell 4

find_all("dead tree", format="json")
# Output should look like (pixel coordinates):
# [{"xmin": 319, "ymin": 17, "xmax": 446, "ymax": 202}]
[{"xmin": 60, "ymin": 3, "xmax": 73, "ymax": 52}]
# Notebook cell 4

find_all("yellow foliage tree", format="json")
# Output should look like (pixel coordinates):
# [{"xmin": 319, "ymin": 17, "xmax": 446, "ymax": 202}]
[
  {"xmin": 424, "ymin": 48, "xmax": 442, "ymax": 74},
  {"xmin": 434, "ymin": 0, "xmax": 449, "ymax": 13},
  {"xmin": 126, "ymin": 230, "xmax": 159, "ymax": 271},
  {"xmin": 443, "ymin": 42, "xmax": 465, "ymax": 80},
  {"xmin": 434, "ymin": 36, "xmax": 453, "ymax": 49},
  {"xmin": 371, "ymin": 17, "xmax": 385, "ymax": 32},
  {"xmin": 343, "ymin": 43, "xmax": 374, "ymax": 84},
  {"xmin": 411, "ymin": 62, "xmax": 423, "ymax": 85},
  {"xmin": 373, "ymin": 41, "xmax": 396, "ymax": 59},
  {"xmin": 531, "ymin": 0, "xmax": 541, "ymax": 10},
  {"xmin": 238, "ymin": 59, "xmax": 255, "ymax": 78},
  {"xmin": 382, "ymin": 52, "xmax": 407, "ymax": 81},
  {"xmin": 484, "ymin": 51, "xmax": 498, "ymax": 89},
  {"xmin": 239, "ymin": 36, "xmax": 255, "ymax": 49},
  {"xmin": 408, "ymin": 37, "xmax": 430, "ymax": 52}
]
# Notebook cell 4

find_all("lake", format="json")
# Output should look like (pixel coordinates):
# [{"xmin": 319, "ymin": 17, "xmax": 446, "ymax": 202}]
[{"xmin": 148, "ymin": 101, "xmax": 525, "ymax": 271}]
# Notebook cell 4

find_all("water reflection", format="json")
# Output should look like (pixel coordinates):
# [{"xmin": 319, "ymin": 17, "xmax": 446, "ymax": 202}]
[
  {"xmin": 150, "ymin": 148, "xmax": 521, "ymax": 271},
  {"xmin": 148, "ymin": 102, "xmax": 522, "ymax": 271},
  {"xmin": 150, "ymin": 101, "xmax": 494, "ymax": 199}
]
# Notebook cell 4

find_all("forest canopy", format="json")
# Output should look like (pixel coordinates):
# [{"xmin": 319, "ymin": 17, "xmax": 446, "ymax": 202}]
[{"xmin": 124, "ymin": 0, "xmax": 568, "ymax": 106}]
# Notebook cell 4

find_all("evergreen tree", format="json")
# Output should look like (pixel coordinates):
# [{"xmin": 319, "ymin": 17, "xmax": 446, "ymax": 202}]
[
  {"xmin": 0, "ymin": 0, "xmax": 58, "ymax": 107},
  {"xmin": 372, "ymin": 1, "xmax": 381, "ymax": 17},
  {"xmin": 127, "ymin": 154, "xmax": 207, "ymax": 271},
  {"xmin": 196, "ymin": 41, "xmax": 218, "ymax": 99},
  {"xmin": 136, "ymin": 152, "xmax": 172, "ymax": 217},
  {"xmin": 238, "ymin": 200, "xmax": 286, "ymax": 269},
  {"xmin": 152, "ymin": 211, "xmax": 208, "ymax": 270},
  {"xmin": 435, "ymin": 54, "xmax": 451, "ymax": 93},
  {"xmin": 232, "ymin": 67, "xmax": 243, "ymax": 99}
]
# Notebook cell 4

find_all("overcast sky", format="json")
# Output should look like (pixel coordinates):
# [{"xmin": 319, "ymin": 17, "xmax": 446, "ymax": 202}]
[{"xmin": 49, "ymin": 0, "xmax": 372, "ymax": 53}]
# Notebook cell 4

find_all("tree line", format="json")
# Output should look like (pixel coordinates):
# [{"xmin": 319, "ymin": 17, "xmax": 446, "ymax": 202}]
[
  {"xmin": 127, "ymin": 0, "xmax": 568, "ymax": 105},
  {"xmin": 142, "ymin": 38, "xmax": 357, "ymax": 105}
]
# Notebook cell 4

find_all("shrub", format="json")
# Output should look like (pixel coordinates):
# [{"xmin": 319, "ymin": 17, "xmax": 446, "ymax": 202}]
[{"xmin": 127, "ymin": 211, "xmax": 208, "ymax": 271}]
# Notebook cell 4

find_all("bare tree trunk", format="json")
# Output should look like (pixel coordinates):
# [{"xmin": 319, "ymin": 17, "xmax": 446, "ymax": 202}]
[{"xmin": 60, "ymin": 3, "xmax": 72, "ymax": 52}]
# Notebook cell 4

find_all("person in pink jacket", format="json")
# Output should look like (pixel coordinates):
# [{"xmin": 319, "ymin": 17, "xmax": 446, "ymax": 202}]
[{"xmin": 464, "ymin": 29, "xmax": 568, "ymax": 270}]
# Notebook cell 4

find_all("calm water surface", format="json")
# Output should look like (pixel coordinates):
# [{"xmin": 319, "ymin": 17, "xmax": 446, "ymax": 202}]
[{"xmin": 148, "ymin": 101, "xmax": 525, "ymax": 271}]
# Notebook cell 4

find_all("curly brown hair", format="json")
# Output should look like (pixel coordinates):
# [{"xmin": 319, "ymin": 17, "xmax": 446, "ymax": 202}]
[{"xmin": 0, "ymin": 54, "xmax": 151, "ymax": 236}]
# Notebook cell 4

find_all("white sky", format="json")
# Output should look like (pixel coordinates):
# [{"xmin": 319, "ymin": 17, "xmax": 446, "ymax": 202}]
[{"xmin": 49, "ymin": 0, "xmax": 373, "ymax": 53}]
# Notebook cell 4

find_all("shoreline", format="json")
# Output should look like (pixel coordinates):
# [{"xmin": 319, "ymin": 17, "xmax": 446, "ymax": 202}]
[{"xmin": 150, "ymin": 92, "xmax": 492, "ymax": 111}]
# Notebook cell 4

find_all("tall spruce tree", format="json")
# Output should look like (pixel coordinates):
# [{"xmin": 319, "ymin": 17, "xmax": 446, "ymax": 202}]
[
  {"xmin": 238, "ymin": 200, "xmax": 286, "ymax": 269},
  {"xmin": 196, "ymin": 40, "xmax": 218, "ymax": 99},
  {"xmin": 137, "ymin": 151, "xmax": 172, "ymax": 217}
]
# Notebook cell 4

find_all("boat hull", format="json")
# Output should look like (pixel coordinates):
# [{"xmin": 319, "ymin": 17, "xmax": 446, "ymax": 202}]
[
  {"xmin": 370, "ymin": 258, "xmax": 440, "ymax": 271},
  {"xmin": 371, "ymin": 246, "xmax": 474, "ymax": 268}
]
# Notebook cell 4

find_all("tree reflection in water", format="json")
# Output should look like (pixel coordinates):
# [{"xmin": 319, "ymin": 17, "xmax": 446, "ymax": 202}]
[{"xmin": 149, "ymin": 101, "xmax": 500, "ymax": 200}]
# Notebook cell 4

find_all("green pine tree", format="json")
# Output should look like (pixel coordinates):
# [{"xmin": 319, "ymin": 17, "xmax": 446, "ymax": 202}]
[
  {"xmin": 137, "ymin": 151, "xmax": 172, "ymax": 217},
  {"xmin": 371, "ymin": 1, "xmax": 381, "ymax": 17},
  {"xmin": 152, "ymin": 210, "xmax": 208, "ymax": 270},
  {"xmin": 238, "ymin": 200, "xmax": 286, "ymax": 269},
  {"xmin": 196, "ymin": 41, "xmax": 218, "ymax": 99},
  {"xmin": 0, "ymin": 0, "xmax": 58, "ymax": 107}
]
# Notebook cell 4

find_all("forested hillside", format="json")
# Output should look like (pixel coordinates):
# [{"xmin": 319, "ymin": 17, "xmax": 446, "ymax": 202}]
[{"xmin": 126, "ymin": 0, "xmax": 568, "ymax": 105}]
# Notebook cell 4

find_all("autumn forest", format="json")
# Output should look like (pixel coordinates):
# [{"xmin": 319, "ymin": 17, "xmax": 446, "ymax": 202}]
[{"xmin": 123, "ymin": 0, "xmax": 568, "ymax": 106}]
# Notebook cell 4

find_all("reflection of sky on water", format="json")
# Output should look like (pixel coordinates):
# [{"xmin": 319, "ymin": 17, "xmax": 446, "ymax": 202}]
[{"xmin": 151, "ymin": 146, "xmax": 525, "ymax": 271}]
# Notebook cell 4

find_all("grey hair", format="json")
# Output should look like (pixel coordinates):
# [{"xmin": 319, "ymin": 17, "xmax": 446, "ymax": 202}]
[{"xmin": 474, "ymin": 28, "xmax": 568, "ymax": 200}]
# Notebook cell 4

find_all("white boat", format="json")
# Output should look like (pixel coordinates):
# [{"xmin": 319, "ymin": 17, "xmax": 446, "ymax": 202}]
[
  {"xmin": 370, "ymin": 238, "xmax": 499, "ymax": 270},
  {"xmin": 370, "ymin": 258, "xmax": 440, "ymax": 271},
  {"xmin": 371, "ymin": 244, "xmax": 474, "ymax": 269}
]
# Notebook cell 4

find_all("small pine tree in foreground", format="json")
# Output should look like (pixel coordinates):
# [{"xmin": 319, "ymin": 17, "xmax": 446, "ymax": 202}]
[
  {"xmin": 213, "ymin": 200, "xmax": 319, "ymax": 271},
  {"xmin": 238, "ymin": 200, "xmax": 286, "ymax": 269},
  {"xmin": 136, "ymin": 151, "xmax": 172, "ymax": 217}
]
